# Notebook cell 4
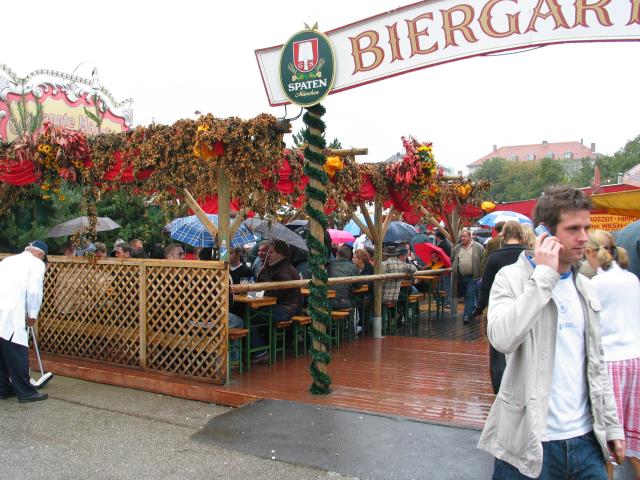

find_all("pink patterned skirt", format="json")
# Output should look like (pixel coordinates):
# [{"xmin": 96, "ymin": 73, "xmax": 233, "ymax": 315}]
[{"xmin": 607, "ymin": 356, "xmax": 640, "ymax": 458}]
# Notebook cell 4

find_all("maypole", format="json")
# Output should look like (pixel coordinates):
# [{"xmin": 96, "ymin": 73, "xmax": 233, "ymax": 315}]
[{"xmin": 303, "ymin": 104, "xmax": 332, "ymax": 394}]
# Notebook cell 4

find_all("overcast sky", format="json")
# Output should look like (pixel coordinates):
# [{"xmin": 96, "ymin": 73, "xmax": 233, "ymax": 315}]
[{"xmin": 4, "ymin": 0, "xmax": 639, "ymax": 173}]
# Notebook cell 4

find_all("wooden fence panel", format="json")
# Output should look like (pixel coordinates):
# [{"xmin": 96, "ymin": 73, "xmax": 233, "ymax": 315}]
[{"xmin": 1, "ymin": 254, "xmax": 229, "ymax": 384}]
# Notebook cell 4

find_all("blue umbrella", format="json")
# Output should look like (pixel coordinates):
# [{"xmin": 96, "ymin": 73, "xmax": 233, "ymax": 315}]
[
  {"xmin": 478, "ymin": 210, "xmax": 533, "ymax": 227},
  {"xmin": 383, "ymin": 221, "xmax": 419, "ymax": 244},
  {"xmin": 344, "ymin": 213, "xmax": 374, "ymax": 236},
  {"xmin": 167, "ymin": 214, "xmax": 255, "ymax": 248}
]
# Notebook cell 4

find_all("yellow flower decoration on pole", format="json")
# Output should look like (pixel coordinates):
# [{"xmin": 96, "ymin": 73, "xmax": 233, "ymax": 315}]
[{"xmin": 323, "ymin": 156, "xmax": 343, "ymax": 179}]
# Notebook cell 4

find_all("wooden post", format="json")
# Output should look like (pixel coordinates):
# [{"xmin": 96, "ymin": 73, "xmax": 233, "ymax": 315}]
[
  {"xmin": 183, "ymin": 189, "xmax": 218, "ymax": 236},
  {"xmin": 372, "ymin": 194, "xmax": 383, "ymax": 338},
  {"xmin": 217, "ymin": 167, "xmax": 231, "ymax": 261},
  {"xmin": 139, "ymin": 264, "xmax": 147, "ymax": 368}
]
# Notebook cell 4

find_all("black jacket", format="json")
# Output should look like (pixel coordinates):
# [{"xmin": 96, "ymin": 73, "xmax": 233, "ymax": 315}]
[
  {"xmin": 476, "ymin": 243, "xmax": 525, "ymax": 313},
  {"xmin": 257, "ymin": 257, "xmax": 302, "ymax": 316}
]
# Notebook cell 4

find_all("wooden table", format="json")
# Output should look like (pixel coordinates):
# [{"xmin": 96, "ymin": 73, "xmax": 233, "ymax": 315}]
[
  {"xmin": 234, "ymin": 295, "xmax": 277, "ymax": 370},
  {"xmin": 300, "ymin": 288, "xmax": 336, "ymax": 298},
  {"xmin": 415, "ymin": 275, "xmax": 442, "ymax": 320},
  {"xmin": 351, "ymin": 284, "xmax": 369, "ymax": 294}
]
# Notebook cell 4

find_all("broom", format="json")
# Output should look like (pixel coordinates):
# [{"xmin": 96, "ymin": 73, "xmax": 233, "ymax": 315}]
[{"xmin": 29, "ymin": 326, "xmax": 53, "ymax": 388}]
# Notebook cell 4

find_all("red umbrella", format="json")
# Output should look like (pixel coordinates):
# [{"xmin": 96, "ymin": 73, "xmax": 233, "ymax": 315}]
[
  {"xmin": 413, "ymin": 242, "xmax": 451, "ymax": 268},
  {"xmin": 327, "ymin": 228, "xmax": 355, "ymax": 244}
]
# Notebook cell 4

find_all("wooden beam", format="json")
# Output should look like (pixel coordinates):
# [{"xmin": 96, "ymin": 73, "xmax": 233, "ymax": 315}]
[
  {"xmin": 419, "ymin": 206, "xmax": 452, "ymax": 242},
  {"xmin": 358, "ymin": 202, "xmax": 377, "ymax": 243},
  {"xmin": 328, "ymin": 147, "xmax": 368, "ymax": 157},
  {"xmin": 229, "ymin": 208, "xmax": 247, "ymax": 238},
  {"xmin": 341, "ymin": 201, "xmax": 371, "ymax": 239},
  {"xmin": 183, "ymin": 189, "xmax": 218, "ymax": 236},
  {"xmin": 217, "ymin": 167, "xmax": 230, "ymax": 261},
  {"xmin": 381, "ymin": 206, "xmax": 397, "ymax": 239}
]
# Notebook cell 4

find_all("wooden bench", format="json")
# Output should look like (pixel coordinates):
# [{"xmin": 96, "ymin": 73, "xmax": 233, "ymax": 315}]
[
  {"xmin": 291, "ymin": 315, "xmax": 311, "ymax": 357},
  {"xmin": 228, "ymin": 327, "xmax": 249, "ymax": 376}
]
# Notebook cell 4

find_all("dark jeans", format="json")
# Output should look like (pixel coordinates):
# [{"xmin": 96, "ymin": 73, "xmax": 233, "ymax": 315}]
[
  {"xmin": 251, "ymin": 305, "xmax": 294, "ymax": 352},
  {"xmin": 492, "ymin": 431, "xmax": 607, "ymax": 479},
  {"xmin": 0, "ymin": 336, "xmax": 38, "ymax": 399},
  {"xmin": 457, "ymin": 274, "xmax": 479, "ymax": 318}
]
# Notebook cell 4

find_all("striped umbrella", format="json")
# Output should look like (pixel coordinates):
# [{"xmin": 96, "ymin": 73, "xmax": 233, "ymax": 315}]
[
  {"xmin": 477, "ymin": 210, "xmax": 533, "ymax": 227},
  {"xmin": 167, "ymin": 214, "xmax": 255, "ymax": 247}
]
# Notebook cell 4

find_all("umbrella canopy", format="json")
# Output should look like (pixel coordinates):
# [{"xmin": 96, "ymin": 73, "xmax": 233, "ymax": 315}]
[
  {"xmin": 327, "ymin": 228, "xmax": 355, "ymax": 244},
  {"xmin": 47, "ymin": 216, "xmax": 121, "ymax": 238},
  {"xmin": 383, "ymin": 221, "xmax": 419, "ymax": 244},
  {"xmin": 413, "ymin": 242, "xmax": 451, "ymax": 268},
  {"xmin": 614, "ymin": 219, "xmax": 640, "ymax": 278},
  {"xmin": 167, "ymin": 214, "xmax": 255, "ymax": 248},
  {"xmin": 243, "ymin": 218, "xmax": 309, "ymax": 252},
  {"xmin": 343, "ymin": 212, "xmax": 375, "ymax": 236},
  {"xmin": 478, "ymin": 210, "xmax": 533, "ymax": 227},
  {"xmin": 285, "ymin": 219, "xmax": 309, "ymax": 231}
]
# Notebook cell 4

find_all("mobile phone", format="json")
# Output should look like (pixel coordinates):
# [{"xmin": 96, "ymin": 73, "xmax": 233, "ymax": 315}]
[{"xmin": 534, "ymin": 224, "xmax": 550, "ymax": 236}]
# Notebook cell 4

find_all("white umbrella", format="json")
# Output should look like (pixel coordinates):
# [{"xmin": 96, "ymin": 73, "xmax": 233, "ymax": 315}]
[{"xmin": 46, "ymin": 216, "xmax": 121, "ymax": 238}]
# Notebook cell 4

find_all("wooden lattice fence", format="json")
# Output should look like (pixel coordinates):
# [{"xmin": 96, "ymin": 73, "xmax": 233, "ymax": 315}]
[{"xmin": 1, "ymin": 254, "xmax": 229, "ymax": 384}]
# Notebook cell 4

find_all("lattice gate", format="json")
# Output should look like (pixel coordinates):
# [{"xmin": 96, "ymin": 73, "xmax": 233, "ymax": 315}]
[{"xmin": 30, "ymin": 256, "xmax": 229, "ymax": 384}]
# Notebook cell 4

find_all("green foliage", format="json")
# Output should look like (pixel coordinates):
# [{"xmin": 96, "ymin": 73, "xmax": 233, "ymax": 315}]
[
  {"xmin": 83, "ymin": 93, "xmax": 105, "ymax": 132},
  {"xmin": 96, "ymin": 190, "xmax": 169, "ymax": 249},
  {"xmin": 0, "ymin": 185, "xmax": 169, "ymax": 254},
  {"xmin": 471, "ymin": 156, "xmax": 567, "ymax": 202},
  {"xmin": 594, "ymin": 134, "xmax": 640, "ymax": 184},
  {"xmin": 0, "ymin": 183, "xmax": 84, "ymax": 253},
  {"xmin": 292, "ymin": 127, "xmax": 342, "ymax": 150},
  {"xmin": 8, "ymin": 89, "xmax": 43, "ymax": 138}
]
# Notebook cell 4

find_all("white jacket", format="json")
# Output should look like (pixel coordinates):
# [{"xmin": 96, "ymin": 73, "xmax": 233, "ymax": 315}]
[
  {"xmin": 0, "ymin": 251, "xmax": 45, "ymax": 346},
  {"xmin": 477, "ymin": 252, "xmax": 623, "ymax": 478}
]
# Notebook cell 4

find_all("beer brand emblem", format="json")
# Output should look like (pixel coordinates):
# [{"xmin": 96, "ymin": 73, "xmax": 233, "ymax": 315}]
[
  {"xmin": 293, "ymin": 38, "xmax": 318, "ymax": 73},
  {"xmin": 279, "ymin": 29, "xmax": 335, "ymax": 107}
]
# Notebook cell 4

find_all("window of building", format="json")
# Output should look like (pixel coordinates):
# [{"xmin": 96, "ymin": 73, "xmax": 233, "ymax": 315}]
[
  {"xmin": 545, "ymin": 152, "xmax": 554, "ymax": 159},
  {"xmin": 527, "ymin": 154, "xmax": 536, "ymax": 161},
  {"xmin": 509, "ymin": 154, "xmax": 518, "ymax": 161},
  {"xmin": 564, "ymin": 151, "xmax": 573, "ymax": 159}
]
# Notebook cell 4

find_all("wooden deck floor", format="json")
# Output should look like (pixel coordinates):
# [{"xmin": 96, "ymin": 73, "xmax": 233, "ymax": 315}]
[
  {"xmin": 35, "ymin": 302, "xmax": 495, "ymax": 430},
  {"xmin": 222, "ymin": 307, "xmax": 495, "ymax": 430}
]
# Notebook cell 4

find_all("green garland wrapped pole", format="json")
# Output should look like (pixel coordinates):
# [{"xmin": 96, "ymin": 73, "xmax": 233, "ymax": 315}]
[{"xmin": 303, "ymin": 104, "xmax": 332, "ymax": 395}]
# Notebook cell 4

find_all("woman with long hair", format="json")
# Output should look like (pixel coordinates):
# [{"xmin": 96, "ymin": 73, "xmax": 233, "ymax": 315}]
[{"xmin": 586, "ymin": 229, "xmax": 640, "ymax": 479}]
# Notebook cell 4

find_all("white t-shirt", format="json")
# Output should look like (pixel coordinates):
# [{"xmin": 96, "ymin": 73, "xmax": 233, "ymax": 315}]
[
  {"xmin": 545, "ymin": 273, "xmax": 593, "ymax": 440},
  {"xmin": 590, "ymin": 262, "xmax": 640, "ymax": 361}
]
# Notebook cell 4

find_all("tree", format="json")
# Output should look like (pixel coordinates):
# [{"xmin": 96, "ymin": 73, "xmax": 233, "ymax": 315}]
[{"xmin": 291, "ymin": 127, "xmax": 342, "ymax": 150}]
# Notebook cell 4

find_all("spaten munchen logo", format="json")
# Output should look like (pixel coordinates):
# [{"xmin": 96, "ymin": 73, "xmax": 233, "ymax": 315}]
[{"xmin": 279, "ymin": 28, "xmax": 335, "ymax": 107}]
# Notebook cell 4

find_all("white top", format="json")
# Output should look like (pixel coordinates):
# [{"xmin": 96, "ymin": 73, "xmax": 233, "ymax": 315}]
[
  {"xmin": 545, "ymin": 274, "xmax": 593, "ymax": 440},
  {"xmin": 0, "ymin": 251, "xmax": 45, "ymax": 346},
  {"xmin": 590, "ymin": 261, "xmax": 640, "ymax": 362}
]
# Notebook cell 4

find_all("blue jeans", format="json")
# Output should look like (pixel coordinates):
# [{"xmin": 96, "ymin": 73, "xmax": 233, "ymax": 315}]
[
  {"xmin": 228, "ymin": 312, "xmax": 243, "ymax": 362},
  {"xmin": 492, "ymin": 431, "xmax": 607, "ymax": 479},
  {"xmin": 458, "ymin": 274, "xmax": 479, "ymax": 318}
]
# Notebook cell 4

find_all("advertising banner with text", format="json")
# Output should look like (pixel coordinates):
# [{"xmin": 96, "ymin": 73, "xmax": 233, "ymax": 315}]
[{"xmin": 256, "ymin": 0, "xmax": 640, "ymax": 106}]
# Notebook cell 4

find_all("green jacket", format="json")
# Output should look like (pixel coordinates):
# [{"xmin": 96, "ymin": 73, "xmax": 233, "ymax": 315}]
[{"xmin": 452, "ymin": 241, "xmax": 485, "ymax": 279}]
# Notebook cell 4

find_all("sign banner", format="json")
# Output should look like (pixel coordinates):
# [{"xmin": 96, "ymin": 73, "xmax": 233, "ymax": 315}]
[
  {"xmin": 591, "ymin": 214, "xmax": 640, "ymax": 232},
  {"xmin": 256, "ymin": 0, "xmax": 640, "ymax": 106},
  {"xmin": 279, "ymin": 29, "xmax": 336, "ymax": 106},
  {"xmin": 0, "ymin": 66, "xmax": 132, "ymax": 141}
]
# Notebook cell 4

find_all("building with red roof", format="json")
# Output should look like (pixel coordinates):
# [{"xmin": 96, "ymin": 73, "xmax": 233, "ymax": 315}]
[{"xmin": 467, "ymin": 140, "xmax": 597, "ymax": 174}]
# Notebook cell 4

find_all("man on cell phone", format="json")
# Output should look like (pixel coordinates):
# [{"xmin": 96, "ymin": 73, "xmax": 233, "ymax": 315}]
[{"xmin": 478, "ymin": 185, "xmax": 624, "ymax": 479}]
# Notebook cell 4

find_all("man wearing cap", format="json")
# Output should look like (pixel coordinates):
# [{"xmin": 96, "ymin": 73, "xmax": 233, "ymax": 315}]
[{"xmin": 0, "ymin": 241, "xmax": 49, "ymax": 402}]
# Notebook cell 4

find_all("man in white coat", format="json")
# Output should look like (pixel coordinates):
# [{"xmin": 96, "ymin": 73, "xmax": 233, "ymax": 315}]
[{"xmin": 0, "ymin": 240, "xmax": 49, "ymax": 403}]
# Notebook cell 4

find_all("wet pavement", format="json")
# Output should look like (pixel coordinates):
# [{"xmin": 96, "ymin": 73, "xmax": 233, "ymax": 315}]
[
  {"xmin": 1, "ymin": 375, "xmax": 634, "ymax": 479},
  {"xmin": 193, "ymin": 399, "xmax": 493, "ymax": 480}
]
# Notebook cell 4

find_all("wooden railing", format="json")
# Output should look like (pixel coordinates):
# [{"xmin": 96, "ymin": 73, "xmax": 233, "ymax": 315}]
[{"xmin": 1, "ymin": 254, "xmax": 229, "ymax": 384}]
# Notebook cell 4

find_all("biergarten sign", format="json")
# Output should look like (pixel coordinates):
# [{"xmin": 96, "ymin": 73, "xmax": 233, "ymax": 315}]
[
  {"xmin": 279, "ymin": 29, "xmax": 336, "ymax": 106},
  {"xmin": 256, "ymin": 0, "xmax": 640, "ymax": 106},
  {"xmin": 0, "ymin": 65, "xmax": 132, "ymax": 141}
]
